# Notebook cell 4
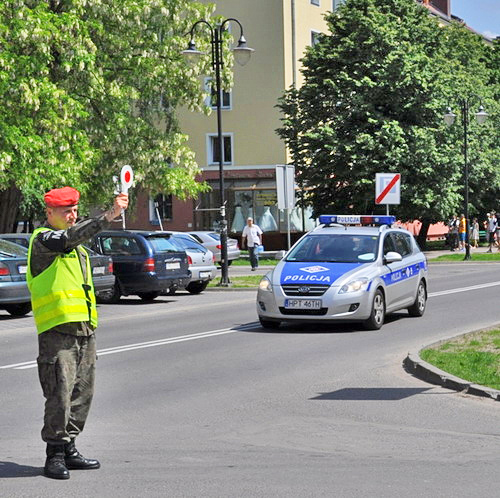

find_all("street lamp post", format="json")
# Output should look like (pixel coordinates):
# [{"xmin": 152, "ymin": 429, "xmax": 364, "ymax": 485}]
[
  {"xmin": 444, "ymin": 99, "xmax": 488, "ymax": 261},
  {"xmin": 182, "ymin": 19, "xmax": 253, "ymax": 286}
]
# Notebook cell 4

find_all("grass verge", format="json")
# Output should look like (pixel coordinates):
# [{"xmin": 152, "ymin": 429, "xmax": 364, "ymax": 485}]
[
  {"xmin": 230, "ymin": 258, "xmax": 278, "ymax": 266},
  {"xmin": 433, "ymin": 252, "xmax": 500, "ymax": 262},
  {"xmin": 208, "ymin": 275, "xmax": 262, "ymax": 288},
  {"xmin": 420, "ymin": 328, "xmax": 500, "ymax": 390}
]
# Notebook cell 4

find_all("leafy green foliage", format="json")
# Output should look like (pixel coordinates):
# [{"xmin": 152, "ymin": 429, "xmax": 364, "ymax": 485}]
[
  {"xmin": 0, "ymin": 0, "xmax": 218, "ymax": 228},
  {"xmin": 277, "ymin": 0, "xmax": 499, "ymax": 226}
]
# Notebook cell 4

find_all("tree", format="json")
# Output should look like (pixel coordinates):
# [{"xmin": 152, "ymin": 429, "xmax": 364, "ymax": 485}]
[
  {"xmin": 277, "ymin": 0, "xmax": 499, "ymax": 246},
  {"xmin": 0, "ymin": 0, "xmax": 217, "ymax": 232}
]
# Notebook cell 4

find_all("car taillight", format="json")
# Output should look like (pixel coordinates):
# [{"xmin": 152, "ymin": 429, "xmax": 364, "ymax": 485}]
[
  {"xmin": 236, "ymin": 243, "xmax": 239, "ymax": 249},
  {"xmin": 216, "ymin": 244, "xmax": 222, "ymax": 250},
  {"xmin": 0, "ymin": 263, "xmax": 10, "ymax": 276},
  {"xmin": 143, "ymin": 257, "xmax": 155, "ymax": 272},
  {"xmin": 107, "ymin": 261, "xmax": 113, "ymax": 274},
  {"xmin": 188, "ymin": 255, "xmax": 193, "ymax": 266}
]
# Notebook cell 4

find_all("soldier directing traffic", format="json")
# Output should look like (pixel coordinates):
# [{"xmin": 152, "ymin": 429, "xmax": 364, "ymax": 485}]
[{"xmin": 27, "ymin": 186, "xmax": 128, "ymax": 480}]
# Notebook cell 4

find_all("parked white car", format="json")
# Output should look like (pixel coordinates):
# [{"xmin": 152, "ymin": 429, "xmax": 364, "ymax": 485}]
[
  {"xmin": 169, "ymin": 233, "xmax": 216, "ymax": 294},
  {"xmin": 188, "ymin": 231, "xmax": 241, "ymax": 265}
]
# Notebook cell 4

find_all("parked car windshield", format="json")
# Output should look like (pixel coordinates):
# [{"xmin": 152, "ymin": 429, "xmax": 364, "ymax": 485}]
[
  {"xmin": 146, "ymin": 235, "xmax": 184, "ymax": 253},
  {"xmin": 172, "ymin": 235, "xmax": 207, "ymax": 253},
  {"xmin": 0, "ymin": 239, "xmax": 28, "ymax": 257},
  {"xmin": 285, "ymin": 234, "xmax": 379, "ymax": 263},
  {"xmin": 207, "ymin": 233, "xmax": 220, "ymax": 241}
]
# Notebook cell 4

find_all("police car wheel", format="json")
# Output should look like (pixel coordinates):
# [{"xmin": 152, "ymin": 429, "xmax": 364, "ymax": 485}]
[
  {"xmin": 259, "ymin": 317, "xmax": 281, "ymax": 329},
  {"xmin": 407, "ymin": 280, "xmax": 426, "ymax": 317},
  {"xmin": 363, "ymin": 289, "xmax": 385, "ymax": 330}
]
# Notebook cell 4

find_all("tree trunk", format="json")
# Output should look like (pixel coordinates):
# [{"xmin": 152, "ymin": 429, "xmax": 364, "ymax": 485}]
[
  {"xmin": 0, "ymin": 184, "xmax": 22, "ymax": 233},
  {"xmin": 416, "ymin": 219, "xmax": 431, "ymax": 250}
]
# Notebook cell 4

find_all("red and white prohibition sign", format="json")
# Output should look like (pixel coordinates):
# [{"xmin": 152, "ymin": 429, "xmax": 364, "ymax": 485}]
[{"xmin": 375, "ymin": 173, "xmax": 401, "ymax": 205}]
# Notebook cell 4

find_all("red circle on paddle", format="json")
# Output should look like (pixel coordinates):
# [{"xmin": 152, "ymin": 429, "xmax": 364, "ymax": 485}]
[{"xmin": 124, "ymin": 171, "xmax": 131, "ymax": 183}]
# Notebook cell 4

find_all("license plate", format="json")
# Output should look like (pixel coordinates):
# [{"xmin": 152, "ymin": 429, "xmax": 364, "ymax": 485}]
[
  {"xmin": 93, "ymin": 266, "xmax": 105, "ymax": 275},
  {"xmin": 166, "ymin": 262, "xmax": 180, "ymax": 270},
  {"xmin": 284, "ymin": 299, "xmax": 322, "ymax": 310},
  {"xmin": 18, "ymin": 265, "xmax": 27, "ymax": 274},
  {"xmin": 199, "ymin": 271, "xmax": 211, "ymax": 279}
]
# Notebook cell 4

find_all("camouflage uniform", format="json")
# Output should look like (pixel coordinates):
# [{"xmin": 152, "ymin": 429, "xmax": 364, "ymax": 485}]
[{"xmin": 31, "ymin": 214, "xmax": 109, "ymax": 444}]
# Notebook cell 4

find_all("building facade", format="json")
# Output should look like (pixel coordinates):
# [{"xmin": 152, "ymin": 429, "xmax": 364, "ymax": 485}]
[
  {"xmin": 130, "ymin": 0, "xmax": 332, "ymax": 248},
  {"xmin": 129, "ymin": 0, "xmax": 474, "ymax": 248}
]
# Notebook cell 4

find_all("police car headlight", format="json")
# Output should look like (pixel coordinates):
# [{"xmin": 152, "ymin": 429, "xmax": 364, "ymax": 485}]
[
  {"xmin": 259, "ymin": 276, "xmax": 273, "ymax": 293},
  {"xmin": 339, "ymin": 278, "xmax": 369, "ymax": 294}
]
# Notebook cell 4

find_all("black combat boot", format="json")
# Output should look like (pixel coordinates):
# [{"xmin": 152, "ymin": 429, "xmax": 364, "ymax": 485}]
[
  {"xmin": 64, "ymin": 440, "xmax": 100, "ymax": 470},
  {"xmin": 44, "ymin": 444, "xmax": 70, "ymax": 479}
]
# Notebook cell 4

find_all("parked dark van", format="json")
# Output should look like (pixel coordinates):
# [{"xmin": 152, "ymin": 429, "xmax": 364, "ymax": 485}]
[{"xmin": 90, "ymin": 230, "xmax": 190, "ymax": 303}]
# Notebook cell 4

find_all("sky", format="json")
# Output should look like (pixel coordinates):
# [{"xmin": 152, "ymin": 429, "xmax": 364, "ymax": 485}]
[{"xmin": 451, "ymin": 0, "xmax": 500, "ymax": 39}]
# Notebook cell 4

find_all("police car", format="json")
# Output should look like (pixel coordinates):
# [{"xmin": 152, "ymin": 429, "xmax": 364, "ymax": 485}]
[{"xmin": 257, "ymin": 215, "xmax": 428, "ymax": 330}]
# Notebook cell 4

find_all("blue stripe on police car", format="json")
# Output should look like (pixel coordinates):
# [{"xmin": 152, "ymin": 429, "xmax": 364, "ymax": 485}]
[{"xmin": 279, "ymin": 262, "xmax": 362, "ymax": 285}]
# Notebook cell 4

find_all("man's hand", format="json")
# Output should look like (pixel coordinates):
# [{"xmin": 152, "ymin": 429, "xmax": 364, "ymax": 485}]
[{"xmin": 105, "ymin": 193, "xmax": 129, "ymax": 221}]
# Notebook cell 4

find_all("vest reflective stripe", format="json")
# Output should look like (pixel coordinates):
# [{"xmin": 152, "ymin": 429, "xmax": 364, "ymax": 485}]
[{"xmin": 27, "ymin": 227, "xmax": 98, "ymax": 334}]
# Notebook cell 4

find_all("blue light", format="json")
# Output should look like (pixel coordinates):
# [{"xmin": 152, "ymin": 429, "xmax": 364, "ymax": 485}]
[{"xmin": 319, "ymin": 215, "xmax": 396, "ymax": 226}]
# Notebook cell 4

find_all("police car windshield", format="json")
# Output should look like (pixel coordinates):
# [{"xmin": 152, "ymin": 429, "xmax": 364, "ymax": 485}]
[{"xmin": 285, "ymin": 234, "xmax": 378, "ymax": 263}]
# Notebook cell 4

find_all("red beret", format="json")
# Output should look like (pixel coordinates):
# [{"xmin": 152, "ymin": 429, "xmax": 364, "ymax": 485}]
[{"xmin": 44, "ymin": 187, "xmax": 80, "ymax": 207}]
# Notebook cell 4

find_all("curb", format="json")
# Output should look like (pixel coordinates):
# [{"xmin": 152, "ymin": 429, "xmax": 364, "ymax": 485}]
[
  {"xmin": 205, "ymin": 286, "xmax": 257, "ymax": 292},
  {"xmin": 403, "ymin": 335, "xmax": 500, "ymax": 402}
]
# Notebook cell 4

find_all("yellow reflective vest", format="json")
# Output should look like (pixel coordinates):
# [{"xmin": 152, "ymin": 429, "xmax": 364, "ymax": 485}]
[{"xmin": 27, "ymin": 227, "xmax": 98, "ymax": 334}]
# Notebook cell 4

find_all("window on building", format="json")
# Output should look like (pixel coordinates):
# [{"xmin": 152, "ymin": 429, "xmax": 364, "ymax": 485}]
[
  {"xmin": 311, "ymin": 0, "xmax": 320, "ymax": 6},
  {"xmin": 332, "ymin": 0, "xmax": 344, "ymax": 10},
  {"xmin": 204, "ymin": 77, "xmax": 232, "ymax": 110},
  {"xmin": 311, "ymin": 30, "xmax": 321, "ymax": 46},
  {"xmin": 207, "ymin": 134, "xmax": 233, "ymax": 165},
  {"xmin": 151, "ymin": 193, "xmax": 173, "ymax": 222}
]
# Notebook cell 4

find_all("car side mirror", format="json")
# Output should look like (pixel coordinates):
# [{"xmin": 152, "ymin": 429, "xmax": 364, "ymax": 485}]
[{"xmin": 384, "ymin": 251, "xmax": 402, "ymax": 264}]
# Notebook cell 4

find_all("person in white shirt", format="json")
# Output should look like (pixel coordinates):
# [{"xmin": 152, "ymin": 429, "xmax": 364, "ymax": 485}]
[
  {"xmin": 486, "ymin": 212, "xmax": 498, "ymax": 253},
  {"xmin": 242, "ymin": 217, "xmax": 263, "ymax": 270}
]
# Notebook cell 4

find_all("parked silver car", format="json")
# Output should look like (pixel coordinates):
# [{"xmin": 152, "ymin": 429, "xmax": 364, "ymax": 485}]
[
  {"xmin": 0, "ymin": 233, "xmax": 115, "ymax": 298},
  {"xmin": 188, "ymin": 231, "xmax": 240, "ymax": 265},
  {"xmin": 0, "ymin": 239, "xmax": 31, "ymax": 316},
  {"xmin": 169, "ymin": 233, "xmax": 216, "ymax": 294}
]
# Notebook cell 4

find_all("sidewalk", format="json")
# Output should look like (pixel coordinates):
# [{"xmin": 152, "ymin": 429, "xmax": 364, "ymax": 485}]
[{"xmin": 424, "ymin": 245, "xmax": 498, "ymax": 260}]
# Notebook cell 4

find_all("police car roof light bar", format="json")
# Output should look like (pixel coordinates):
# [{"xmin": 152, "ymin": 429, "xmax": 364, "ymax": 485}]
[{"xmin": 319, "ymin": 215, "xmax": 396, "ymax": 226}]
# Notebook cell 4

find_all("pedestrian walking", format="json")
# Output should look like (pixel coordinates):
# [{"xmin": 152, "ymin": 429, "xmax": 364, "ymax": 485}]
[
  {"xmin": 486, "ymin": 212, "xmax": 498, "ymax": 253},
  {"xmin": 447, "ymin": 215, "xmax": 459, "ymax": 251},
  {"xmin": 471, "ymin": 218, "xmax": 479, "ymax": 249},
  {"xmin": 242, "ymin": 217, "xmax": 263, "ymax": 271},
  {"xmin": 27, "ymin": 186, "xmax": 128, "ymax": 479},
  {"xmin": 458, "ymin": 213, "xmax": 466, "ymax": 251}
]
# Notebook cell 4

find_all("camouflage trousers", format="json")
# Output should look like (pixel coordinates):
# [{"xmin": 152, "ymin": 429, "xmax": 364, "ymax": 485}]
[{"xmin": 37, "ymin": 331, "xmax": 96, "ymax": 444}]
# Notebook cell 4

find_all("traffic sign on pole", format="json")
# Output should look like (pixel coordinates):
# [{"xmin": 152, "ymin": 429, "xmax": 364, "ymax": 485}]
[{"xmin": 375, "ymin": 173, "xmax": 401, "ymax": 205}]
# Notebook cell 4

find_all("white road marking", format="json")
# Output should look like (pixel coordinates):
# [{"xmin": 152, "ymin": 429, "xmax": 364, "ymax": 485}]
[
  {"xmin": 428, "ymin": 280, "xmax": 500, "ymax": 297},
  {"xmin": 0, "ymin": 323, "xmax": 259, "ymax": 370},
  {"xmin": 2, "ymin": 280, "xmax": 500, "ymax": 371}
]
